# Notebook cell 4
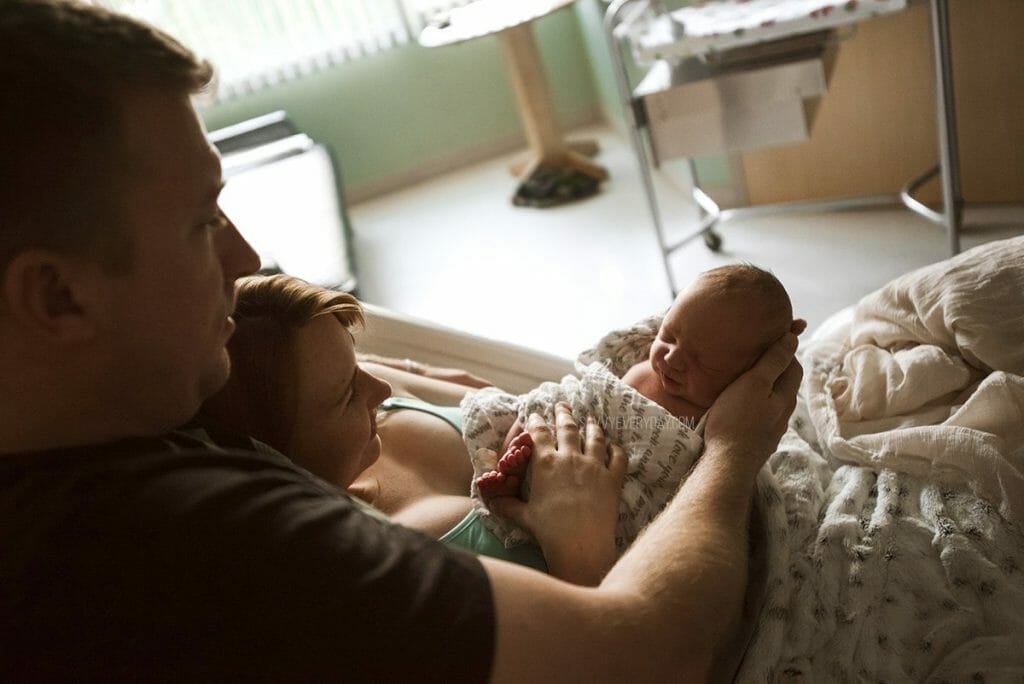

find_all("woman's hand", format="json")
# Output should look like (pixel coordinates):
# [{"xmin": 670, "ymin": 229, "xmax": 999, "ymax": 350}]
[{"xmin": 489, "ymin": 403, "xmax": 627, "ymax": 586}]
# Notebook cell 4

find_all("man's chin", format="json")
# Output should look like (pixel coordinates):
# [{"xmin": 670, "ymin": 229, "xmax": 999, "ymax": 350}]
[
  {"xmin": 198, "ymin": 351, "xmax": 233, "ymax": 401},
  {"xmin": 361, "ymin": 436, "xmax": 383, "ymax": 470}
]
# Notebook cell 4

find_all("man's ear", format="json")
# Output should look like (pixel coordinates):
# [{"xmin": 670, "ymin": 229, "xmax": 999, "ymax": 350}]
[{"xmin": 1, "ymin": 250, "xmax": 103, "ymax": 341}]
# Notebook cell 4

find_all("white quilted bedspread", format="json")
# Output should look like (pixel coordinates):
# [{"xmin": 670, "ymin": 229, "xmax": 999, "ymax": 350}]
[{"xmin": 738, "ymin": 237, "xmax": 1024, "ymax": 681}]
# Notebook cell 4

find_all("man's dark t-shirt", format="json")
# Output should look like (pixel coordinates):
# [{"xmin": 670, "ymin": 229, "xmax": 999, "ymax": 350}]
[{"xmin": 0, "ymin": 431, "xmax": 495, "ymax": 681}]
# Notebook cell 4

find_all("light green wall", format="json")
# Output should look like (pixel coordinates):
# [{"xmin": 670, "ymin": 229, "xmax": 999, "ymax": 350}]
[
  {"xmin": 573, "ymin": 0, "xmax": 627, "ymax": 130},
  {"xmin": 200, "ymin": 2, "xmax": 733, "ymax": 198},
  {"xmin": 200, "ymin": 8, "xmax": 598, "ymax": 198}
]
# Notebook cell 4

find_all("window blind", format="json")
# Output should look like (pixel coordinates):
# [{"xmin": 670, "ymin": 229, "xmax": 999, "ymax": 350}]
[{"xmin": 96, "ymin": 0, "xmax": 472, "ymax": 101}]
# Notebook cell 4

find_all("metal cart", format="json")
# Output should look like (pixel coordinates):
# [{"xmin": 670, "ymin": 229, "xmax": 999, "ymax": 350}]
[{"xmin": 603, "ymin": 0, "xmax": 963, "ymax": 296}]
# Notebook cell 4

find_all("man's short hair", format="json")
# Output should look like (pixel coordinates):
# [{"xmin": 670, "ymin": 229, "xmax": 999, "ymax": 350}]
[{"xmin": 0, "ymin": 0, "xmax": 214, "ymax": 275}]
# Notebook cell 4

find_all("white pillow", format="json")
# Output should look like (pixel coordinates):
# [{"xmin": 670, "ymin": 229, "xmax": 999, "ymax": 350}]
[{"xmin": 850, "ymin": 236, "xmax": 1024, "ymax": 374}]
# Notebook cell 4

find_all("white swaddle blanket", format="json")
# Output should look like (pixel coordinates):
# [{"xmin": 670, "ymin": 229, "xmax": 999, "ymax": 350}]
[{"xmin": 461, "ymin": 313, "xmax": 705, "ymax": 552}]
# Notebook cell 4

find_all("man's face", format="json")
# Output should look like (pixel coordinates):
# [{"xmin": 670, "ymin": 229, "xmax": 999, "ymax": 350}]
[{"xmin": 95, "ymin": 88, "xmax": 259, "ymax": 433}]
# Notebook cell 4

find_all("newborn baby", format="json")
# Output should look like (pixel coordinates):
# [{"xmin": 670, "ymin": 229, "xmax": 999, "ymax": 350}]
[{"xmin": 477, "ymin": 263, "xmax": 794, "ymax": 500}]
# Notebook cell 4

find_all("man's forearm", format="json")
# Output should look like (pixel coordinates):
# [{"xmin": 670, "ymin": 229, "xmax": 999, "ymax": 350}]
[
  {"xmin": 486, "ymin": 443, "xmax": 773, "ymax": 683},
  {"xmin": 600, "ymin": 443, "xmax": 759, "ymax": 675}
]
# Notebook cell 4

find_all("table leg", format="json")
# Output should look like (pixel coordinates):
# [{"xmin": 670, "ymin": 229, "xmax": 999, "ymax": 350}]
[{"xmin": 498, "ymin": 22, "xmax": 608, "ymax": 181}]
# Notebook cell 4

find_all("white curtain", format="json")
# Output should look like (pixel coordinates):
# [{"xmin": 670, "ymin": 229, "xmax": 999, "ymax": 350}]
[{"xmin": 97, "ymin": 0, "xmax": 473, "ymax": 101}]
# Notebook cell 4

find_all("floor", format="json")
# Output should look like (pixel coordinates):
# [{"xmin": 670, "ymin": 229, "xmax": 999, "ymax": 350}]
[{"xmin": 348, "ymin": 124, "xmax": 1023, "ymax": 360}]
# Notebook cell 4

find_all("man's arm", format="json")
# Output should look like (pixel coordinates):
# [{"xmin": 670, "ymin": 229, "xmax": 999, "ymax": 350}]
[{"xmin": 481, "ymin": 332, "xmax": 802, "ymax": 682}]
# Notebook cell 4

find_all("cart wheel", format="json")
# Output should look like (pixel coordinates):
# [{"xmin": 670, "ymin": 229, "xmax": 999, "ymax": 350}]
[{"xmin": 703, "ymin": 230, "xmax": 723, "ymax": 252}]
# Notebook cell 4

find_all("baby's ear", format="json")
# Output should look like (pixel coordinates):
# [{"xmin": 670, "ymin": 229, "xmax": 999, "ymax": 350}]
[{"xmin": 791, "ymin": 319, "xmax": 808, "ymax": 335}]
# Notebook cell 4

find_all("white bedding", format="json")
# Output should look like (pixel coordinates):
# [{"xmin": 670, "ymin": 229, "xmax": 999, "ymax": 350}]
[
  {"xmin": 356, "ymin": 303, "xmax": 573, "ymax": 394},
  {"xmin": 738, "ymin": 236, "xmax": 1024, "ymax": 680}
]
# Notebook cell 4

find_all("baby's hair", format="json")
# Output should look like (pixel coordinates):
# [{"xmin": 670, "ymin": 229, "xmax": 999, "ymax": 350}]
[
  {"xmin": 199, "ymin": 274, "xmax": 363, "ymax": 453},
  {"xmin": 693, "ymin": 263, "xmax": 793, "ymax": 347}
]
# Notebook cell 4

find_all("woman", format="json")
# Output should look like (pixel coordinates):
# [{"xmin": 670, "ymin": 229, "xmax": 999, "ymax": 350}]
[{"xmin": 199, "ymin": 274, "xmax": 625, "ymax": 585}]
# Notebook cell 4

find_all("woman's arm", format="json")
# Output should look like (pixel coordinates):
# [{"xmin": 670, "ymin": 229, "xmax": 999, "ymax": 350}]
[
  {"xmin": 357, "ymin": 353, "xmax": 495, "ymax": 389},
  {"xmin": 358, "ymin": 361, "xmax": 479, "ymax": 406}
]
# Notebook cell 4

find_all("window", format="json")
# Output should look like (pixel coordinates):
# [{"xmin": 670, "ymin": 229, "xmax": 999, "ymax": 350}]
[{"xmin": 96, "ymin": 0, "xmax": 472, "ymax": 101}]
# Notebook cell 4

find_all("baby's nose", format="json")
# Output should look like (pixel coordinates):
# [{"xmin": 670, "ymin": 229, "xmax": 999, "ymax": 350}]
[{"xmin": 664, "ymin": 346, "xmax": 685, "ymax": 369}]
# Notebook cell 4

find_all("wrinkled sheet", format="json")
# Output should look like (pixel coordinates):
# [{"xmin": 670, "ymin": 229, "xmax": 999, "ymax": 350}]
[{"xmin": 738, "ymin": 237, "xmax": 1024, "ymax": 680}]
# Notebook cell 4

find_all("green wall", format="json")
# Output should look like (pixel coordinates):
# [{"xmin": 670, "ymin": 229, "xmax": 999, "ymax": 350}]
[
  {"xmin": 200, "ymin": 7, "xmax": 599, "ymax": 199},
  {"xmin": 573, "ymin": 0, "xmax": 628, "ymax": 130},
  {"xmin": 200, "ymin": 2, "xmax": 733, "ymax": 199}
]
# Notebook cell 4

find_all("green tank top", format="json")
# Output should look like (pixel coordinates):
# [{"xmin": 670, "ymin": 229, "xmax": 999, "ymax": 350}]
[{"xmin": 379, "ymin": 396, "xmax": 548, "ymax": 572}]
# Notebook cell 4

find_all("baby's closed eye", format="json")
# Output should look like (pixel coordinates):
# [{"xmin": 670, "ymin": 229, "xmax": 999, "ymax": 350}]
[{"xmin": 695, "ymin": 357, "xmax": 725, "ymax": 373}]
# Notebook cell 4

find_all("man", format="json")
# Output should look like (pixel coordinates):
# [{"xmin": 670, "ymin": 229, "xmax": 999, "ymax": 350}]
[{"xmin": 0, "ymin": 1, "xmax": 803, "ymax": 680}]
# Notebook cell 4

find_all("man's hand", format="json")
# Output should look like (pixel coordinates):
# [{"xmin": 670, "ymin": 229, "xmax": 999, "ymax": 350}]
[
  {"xmin": 704, "ymin": 331, "xmax": 802, "ymax": 473},
  {"xmin": 490, "ymin": 404, "xmax": 627, "ymax": 585}
]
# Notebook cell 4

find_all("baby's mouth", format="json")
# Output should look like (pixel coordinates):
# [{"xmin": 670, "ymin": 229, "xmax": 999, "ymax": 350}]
[{"xmin": 657, "ymin": 365, "xmax": 684, "ymax": 390}]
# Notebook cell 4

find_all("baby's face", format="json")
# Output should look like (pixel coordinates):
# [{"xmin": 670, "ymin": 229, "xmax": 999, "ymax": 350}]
[{"xmin": 648, "ymin": 282, "xmax": 774, "ymax": 409}]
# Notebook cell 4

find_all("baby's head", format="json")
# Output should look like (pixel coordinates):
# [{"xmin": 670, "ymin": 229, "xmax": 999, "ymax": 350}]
[{"xmin": 649, "ymin": 264, "xmax": 793, "ymax": 410}]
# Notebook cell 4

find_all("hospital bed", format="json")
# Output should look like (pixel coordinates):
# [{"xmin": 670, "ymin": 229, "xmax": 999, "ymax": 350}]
[
  {"xmin": 356, "ymin": 235, "xmax": 1024, "ymax": 680},
  {"xmin": 356, "ymin": 302, "xmax": 574, "ymax": 395},
  {"xmin": 603, "ymin": 0, "xmax": 965, "ymax": 296}
]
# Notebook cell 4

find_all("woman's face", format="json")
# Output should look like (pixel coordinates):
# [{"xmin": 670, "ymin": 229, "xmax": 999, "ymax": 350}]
[{"xmin": 284, "ymin": 314, "xmax": 391, "ymax": 487}]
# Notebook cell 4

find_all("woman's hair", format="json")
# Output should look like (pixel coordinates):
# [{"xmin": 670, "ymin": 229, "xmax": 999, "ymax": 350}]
[{"xmin": 199, "ymin": 274, "xmax": 363, "ymax": 453}]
